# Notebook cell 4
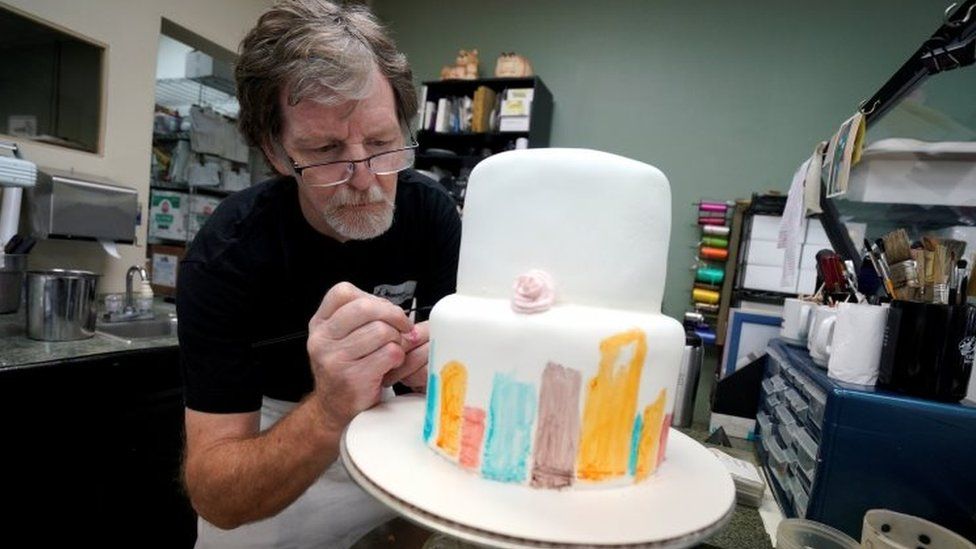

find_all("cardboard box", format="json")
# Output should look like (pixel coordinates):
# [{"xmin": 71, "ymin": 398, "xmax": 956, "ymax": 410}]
[
  {"xmin": 499, "ymin": 115, "xmax": 530, "ymax": 132},
  {"xmin": 188, "ymin": 195, "xmax": 222, "ymax": 241},
  {"xmin": 740, "ymin": 264, "xmax": 798, "ymax": 294},
  {"xmin": 149, "ymin": 190, "xmax": 188, "ymax": 241},
  {"xmin": 149, "ymin": 244, "xmax": 185, "ymax": 297}
]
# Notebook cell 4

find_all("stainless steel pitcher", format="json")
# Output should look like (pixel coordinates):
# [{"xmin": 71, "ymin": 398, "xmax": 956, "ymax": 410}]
[{"xmin": 26, "ymin": 269, "xmax": 99, "ymax": 341}]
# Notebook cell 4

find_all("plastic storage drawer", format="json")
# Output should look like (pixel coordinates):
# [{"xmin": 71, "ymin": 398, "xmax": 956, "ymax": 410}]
[{"xmin": 793, "ymin": 427, "xmax": 819, "ymax": 480}]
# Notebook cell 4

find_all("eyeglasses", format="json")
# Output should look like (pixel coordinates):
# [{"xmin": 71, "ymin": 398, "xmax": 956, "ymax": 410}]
[{"xmin": 289, "ymin": 139, "xmax": 418, "ymax": 188}]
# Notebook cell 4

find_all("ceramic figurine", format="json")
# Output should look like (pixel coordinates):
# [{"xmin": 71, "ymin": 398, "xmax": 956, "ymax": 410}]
[
  {"xmin": 494, "ymin": 52, "xmax": 533, "ymax": 77},
  {"xmin": 440, "ymin": 49, "xmax": 479, "ymax": 80}
]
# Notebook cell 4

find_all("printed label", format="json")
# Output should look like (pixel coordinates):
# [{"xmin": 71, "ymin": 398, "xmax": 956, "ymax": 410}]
[{"xmin": 373, "ymin": 280, "xmax": 417, "ymax": 306}]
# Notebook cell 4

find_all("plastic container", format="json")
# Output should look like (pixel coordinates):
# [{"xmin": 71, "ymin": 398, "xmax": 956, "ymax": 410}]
[
  {"xmin": 784, "ymin": 388, "xmax": 810, "ymax": 421},
  {"xmin": 136, "ymin": 279, "xmax": 154, "ymax": 313},
  {"xmin": 776, "ymin": 519, "xmax": 859, "ymax": 549},
  {"xmin": 764, "ymin": 432, "xmax": 790, "ymax": 485},
  {"xmin": 805, "ymin": 383, "xmax": 828, "ymax": 428},
  {"xmin": 756, "ymin": 410, "xmax": 773, "ymax": 438},
  {"xmin": 793, "ymin": 428, "xmax": 819, "ymax": 481},
  {"xmin": 861, "ymin": 509, "xmax": 975, "ymax": 549},
  {"xmin": 792, "ymin": 485, "xmax": 810, "ymax": 518}
]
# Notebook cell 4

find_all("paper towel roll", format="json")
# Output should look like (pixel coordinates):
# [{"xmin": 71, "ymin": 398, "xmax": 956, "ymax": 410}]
[
  {"xmin": 0, "ymin": 187, "xmax": 23, "ymax": 248},
  {"xmin": 99, "ymin": 240, "xmax": 122, "ymax": 259}
]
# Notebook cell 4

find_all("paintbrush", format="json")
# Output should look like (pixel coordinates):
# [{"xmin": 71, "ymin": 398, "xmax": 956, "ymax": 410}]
[
  {"xmin": 883, "ymin": 229, "xmax": 913, "ymax": 264},
  {"xmin": 882, "ymin": 231, "xmax": 920, "ymax": 295},
  {"xmin": 252, "ymin": 305, "xmax": 434, "ymax": 349},
  {"xmin": 865, "ymin": 238, "xmax": 894, "ymax": 298},
  {"xmin": 954, "ymin": 259, "xmax": 968, "ymax": 305}
]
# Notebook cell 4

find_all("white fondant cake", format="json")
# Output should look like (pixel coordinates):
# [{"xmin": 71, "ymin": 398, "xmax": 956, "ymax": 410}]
[{"xmin": 424, "ymin": 148, "xmax": 684, "ymax": 489}]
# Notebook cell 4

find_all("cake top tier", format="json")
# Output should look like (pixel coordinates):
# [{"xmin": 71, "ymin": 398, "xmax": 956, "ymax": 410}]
[{"xmin": 456, "ymin": 148, "xmax": 672, "ymax": 312}]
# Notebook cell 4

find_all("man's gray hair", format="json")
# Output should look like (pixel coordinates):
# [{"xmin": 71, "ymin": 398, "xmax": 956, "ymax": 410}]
[{"xmin": 235, "ymin": 0, "xmax": 417, "ymax": 158}]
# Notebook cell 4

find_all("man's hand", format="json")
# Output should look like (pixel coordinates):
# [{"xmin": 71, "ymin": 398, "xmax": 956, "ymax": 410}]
[
  {"xmin": 382, "ymin": 321, "xmax": 429, "ymax": 392},
  {"xmin": 307, "ymin": 282, "xmax": 414, "ymax": 428}
]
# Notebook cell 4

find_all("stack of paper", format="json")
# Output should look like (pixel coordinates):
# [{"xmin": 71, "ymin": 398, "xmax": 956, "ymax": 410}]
[{"xmin": 708, "ymin": 447, "xmax": 766, "ymax": 507}]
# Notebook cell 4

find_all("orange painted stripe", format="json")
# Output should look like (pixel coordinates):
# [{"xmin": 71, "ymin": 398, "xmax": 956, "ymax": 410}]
[
  {"xmin": 436, "ymin": 361, "xmax": 467, "ymax": 457},
  {"xmin": 577, "ymin": 329, "xmax": 647, "ymax": 481},
  {"xmin": 459, "ymin": 406, "xmax": 486, "ymax": 470},
  {"xmin": 635, "ymin": 389, "xmax": 666, "ymax": 481}
]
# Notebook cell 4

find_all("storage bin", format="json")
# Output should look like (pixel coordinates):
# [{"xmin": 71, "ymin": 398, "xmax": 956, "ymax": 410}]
[{"xmin": 793, "ymin": 427, "xmax": 819, "ymax": 481}]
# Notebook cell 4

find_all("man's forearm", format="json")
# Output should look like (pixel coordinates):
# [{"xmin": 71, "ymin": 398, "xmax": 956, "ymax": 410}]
[{"xmin": 186, "ymin": 397, "xmax": 342, "ymax": 529}]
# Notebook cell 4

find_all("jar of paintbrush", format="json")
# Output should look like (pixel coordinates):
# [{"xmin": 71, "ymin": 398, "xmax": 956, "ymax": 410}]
[{"xmin": 867, "ymin": 229, "xmax": 975, "ymax": 401}]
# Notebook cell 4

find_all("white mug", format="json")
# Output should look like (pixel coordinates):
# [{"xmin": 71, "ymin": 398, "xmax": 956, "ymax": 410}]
[
  {"xmin": 861, "ymin": 509, "xmax": 975, "ymax": 549},
  {"xmin": 781, "ymin": 298, "xmax": 815, "ymax": 344},
  {"xmin": 826, "ymin": 302, "xmax": 887, "ymax": 385},
  {"xmin": 807, "ymin": 305, "xmax": 838, "ymax": 366}
]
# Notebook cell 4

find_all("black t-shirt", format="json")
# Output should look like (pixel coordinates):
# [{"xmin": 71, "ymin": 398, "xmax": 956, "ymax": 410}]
[{"xmin": 177, "ymin": 170, "xmax": 461, "ymax": 413}]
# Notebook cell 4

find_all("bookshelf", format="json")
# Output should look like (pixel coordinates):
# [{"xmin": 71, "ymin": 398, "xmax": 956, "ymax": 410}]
[{"xmin": 415, "ymin": 76, "xmax": 553, "ymax": 206}]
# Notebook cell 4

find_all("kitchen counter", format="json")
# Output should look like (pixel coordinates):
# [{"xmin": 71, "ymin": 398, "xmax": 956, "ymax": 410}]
[{"xmin": 0, "ymin": 299, "xmax": 178, "ymax": 370}]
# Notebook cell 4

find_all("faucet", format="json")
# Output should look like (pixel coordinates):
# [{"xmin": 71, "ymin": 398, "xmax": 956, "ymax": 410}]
[{"xmin": 125, "ymin": 265, "xmax": 149, "ymax": 312}]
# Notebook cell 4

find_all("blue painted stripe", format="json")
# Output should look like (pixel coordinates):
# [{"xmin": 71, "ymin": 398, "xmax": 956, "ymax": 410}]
[
  {"xmin": 482, "ymin": 372, "xmax": 537, "ymax": 483},
  {"xmin": 629, "ymin": 413, "xmax": 643, "ymax": 476},
  {"xmin": 423, "ymin": 371, "xmax": 439, "ymax": 443}
]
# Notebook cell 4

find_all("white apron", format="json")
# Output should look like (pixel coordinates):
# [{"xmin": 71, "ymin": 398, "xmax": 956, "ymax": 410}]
[{"xmin": 194, "ymin": 396, "xmax": 395, "ymax": 549}]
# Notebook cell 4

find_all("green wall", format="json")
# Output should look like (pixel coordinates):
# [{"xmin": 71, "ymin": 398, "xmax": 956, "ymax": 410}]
[{"xmin": 373, "ymin": 0, "xmax": 941, "ymax": 320}]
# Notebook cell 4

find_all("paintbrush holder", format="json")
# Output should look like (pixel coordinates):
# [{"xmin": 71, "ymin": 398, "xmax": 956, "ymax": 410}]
[{"xmin": 879, "ymin": 301, "xmax": 975, "ymax": 402}]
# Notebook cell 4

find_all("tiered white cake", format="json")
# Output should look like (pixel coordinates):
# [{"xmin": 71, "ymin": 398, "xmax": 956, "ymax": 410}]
[{"xmin": 424, "ymin": 148, "xmax": 684, "ymax": 489}]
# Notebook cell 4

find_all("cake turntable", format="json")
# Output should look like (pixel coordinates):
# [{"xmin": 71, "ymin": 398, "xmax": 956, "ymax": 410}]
[{"xmin": 341, "ymin": 395, "xmax": 736, "ymax": 549}]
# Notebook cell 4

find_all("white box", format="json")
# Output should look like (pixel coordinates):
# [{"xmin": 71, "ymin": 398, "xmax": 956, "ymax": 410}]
[
  {"xmin": 799, "ymin": 243, "xmax": 826, "ymax": 270},
  {"xmin": 797, "ymin": 269, "xmax": 818, "ymax": 295},
  {"xmin": 499, "ymin": 116, "xmax": 530, "ymax": 132},
  {"xmin": 188, "ymin": 195, "xmax": 222, "ymax": 241},
  {"xmin": 749, "ymin": 215, "xmax": 801, "ymax": 242},
  {"xmin": 741, "ymin": 264, "xmax": 798, "ymax": 293},
  {"xmin": 846, "ymin": 139, "xmax": 976, "ymax": 207},
  {"xmin": 744, "ymin": 240, "xmax": 786, "ymax": 267},
  {"xmin": 148, "ymin": 190, "xmax": 188, "ymax": 241}
]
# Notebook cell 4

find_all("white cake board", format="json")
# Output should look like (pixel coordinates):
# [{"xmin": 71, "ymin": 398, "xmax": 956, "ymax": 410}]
[{"xmin": 341, "ymin": 395, "xmax": 736, "ymax": 548}]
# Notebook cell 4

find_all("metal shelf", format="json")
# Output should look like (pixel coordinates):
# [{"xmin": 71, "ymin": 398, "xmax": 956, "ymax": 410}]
[{"xmin": 155, "ymin": 78, "xmax": 239, "ymax": 118}]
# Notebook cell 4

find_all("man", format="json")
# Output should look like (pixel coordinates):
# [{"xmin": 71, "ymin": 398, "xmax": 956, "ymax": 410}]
[{"xmin": 176, "ymin": 1, "xmax": 461, "ymax": 547}]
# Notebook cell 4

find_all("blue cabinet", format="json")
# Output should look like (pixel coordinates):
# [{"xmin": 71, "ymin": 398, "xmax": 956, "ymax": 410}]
[{"xmin": 758, "ymin": 338, "xmax": 976, "ymax": 541}]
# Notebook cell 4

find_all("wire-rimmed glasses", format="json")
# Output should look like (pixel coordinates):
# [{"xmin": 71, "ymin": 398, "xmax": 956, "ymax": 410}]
[{"xmin": 289, "ymin": 139, "xmax": 418, "ymax": 188}]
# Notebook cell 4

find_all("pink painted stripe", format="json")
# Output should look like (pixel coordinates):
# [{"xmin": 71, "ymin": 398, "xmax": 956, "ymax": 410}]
[
  {"xmin": 459, "ymin": 406, "xmax": 486, "ymax": 470},
  {"xmin": 657, "ymin": 413, "xmax": 672, "ymax": 467}
]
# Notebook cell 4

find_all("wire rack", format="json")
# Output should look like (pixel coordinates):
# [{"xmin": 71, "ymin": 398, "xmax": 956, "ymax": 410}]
[{"xmin": 154, "ymin": 78, "xmax": 239, "ymax": 118}]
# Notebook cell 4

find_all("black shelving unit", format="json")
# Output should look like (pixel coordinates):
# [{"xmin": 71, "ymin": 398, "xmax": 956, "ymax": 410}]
[
  {"xmin": 415, "ymin": 76, "xmax": 554, "ymax": 206},
  {"xmin": 816, "ymin": 0, "xmax": 976, "ymax": 270}
]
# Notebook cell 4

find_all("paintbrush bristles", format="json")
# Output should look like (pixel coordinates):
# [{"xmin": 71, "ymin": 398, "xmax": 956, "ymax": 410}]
[
  {"xmin": 933, "ymin": 244, "xmax": 947, "ymax": 284},
  {"xmin": 883, "ymin": 229, "xmax": 913, "ymax": 263}
]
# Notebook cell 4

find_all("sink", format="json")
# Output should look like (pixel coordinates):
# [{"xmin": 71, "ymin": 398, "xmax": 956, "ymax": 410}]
[{"xmin": 96, "ymin": 316, "xmax": 178, "ymax": 340}]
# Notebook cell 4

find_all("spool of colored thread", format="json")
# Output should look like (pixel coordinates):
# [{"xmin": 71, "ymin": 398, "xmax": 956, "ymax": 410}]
[
  {"xmin": 698, "ymin": 216, "xmax": 727, "ymax": 226},
  {"xmin": 695, "ymin": 302, "xmax": 720, "ymax": 314},
  {"xmin": 702, "ymin": 225, "xmax": 731, "ymax": 236},
  {"xmin": 698, "ymin": 202, "xmax": 728, "ymax": 213},
  {"xmin": 683, "ymin": 311, "xmax": 705, "ymax": 325},
  {"xmin": 695, "ymin": 328, "xmax": 717, "ymax": 345},
  {"xmin": 692, "ymin": 287, "xmax": 720, "ymax": 304},
  {"xmin": 701, "ymin": 236, "xmax": 729, "ymax": 248},
  {"xmin": 696, "ymin": 266, "xmax": 725, "ymax": 285},
  {"xmin": 700, "ymin": 246, "xmax": 729, "ymax": 261}
]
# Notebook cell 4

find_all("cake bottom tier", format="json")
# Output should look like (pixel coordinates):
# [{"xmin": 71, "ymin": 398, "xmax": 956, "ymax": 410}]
[{"xmin": 425, "ymin": 294, "xmax": 685, "ymax": 490}]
